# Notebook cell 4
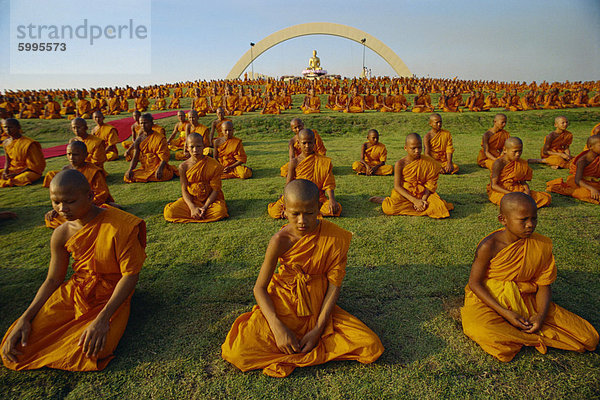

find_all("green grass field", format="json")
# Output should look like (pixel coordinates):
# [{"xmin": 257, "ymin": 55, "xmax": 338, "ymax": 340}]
[{"xmin": 1, "ymin": 98, "xmax": 599, "ymax": 399}]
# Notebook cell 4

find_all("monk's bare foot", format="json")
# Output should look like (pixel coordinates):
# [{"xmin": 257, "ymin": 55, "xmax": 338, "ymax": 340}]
[{"xmin": 369, "ymin": 196, "xmax": 385, "ymax": 204}]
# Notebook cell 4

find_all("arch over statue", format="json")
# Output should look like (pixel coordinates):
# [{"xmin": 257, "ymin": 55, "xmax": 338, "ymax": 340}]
[{"xmin": 226, "ymin": 22, "xmax": 412, "ymax": 80}]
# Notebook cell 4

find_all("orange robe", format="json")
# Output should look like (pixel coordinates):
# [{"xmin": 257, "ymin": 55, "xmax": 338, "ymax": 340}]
[
  {"xmin": 546, "ymin": 150, "xmax": 600, "ymax": 205},
  {"xmin": 107, "ymin": 97, "xmax": 120, "ymax": 115},
  {"xmin": 76, "ymin": 99, "xmax": 91, "ymax": 118},
  {"xmin": 43, "ymin": 101, "xmax": 62, "ymax": 119},
  {"xmin": 163, "ymin": 157, "xmax": 228, "ymax": 223},
  {"xmin": 0, "ymin": 136, "xmax": 46, "ymax": 187},
  {"xmin": 76, "ymin": 135, "xmax": 107, "ymax": 172},
  {"xmin": 123, "ymin": 132, "xmax": 177, "ymax": 183},
  {"xmin": 269, "ymin": 154, "xmax": 341, "ymax": 218},
  {"xmin": 381, "ymin": 156, "xmax": 453, "ymax": 218},
  {"xmin": 477, "ymin": 129, "xmax": 510, "ymax": 169},
  {"xmin": 412, "ymin": 95, "xmax": 434, "ymax": 113},
  {"xmin": 301, "ymin": 96, "xmax": 321, "ymax": 114},
  {"xmin": 221, "ymin": 219, "xmax": 384, "ymax": 377},
  {"xmin": 344, "ymin": 96, "xmax": 365, "ymax": 113},
  {"xmin": 487, "ymin": 159, "xmax": 551, "ymax": 208},
  {"xmin": 352, "ymin": 143, "xmax": 393, "ymax": 175},
  {"xmin": 61, "ymin": 99, "xmax": 76, "ymax": 115},
  {"xmin": 192, "ymin": 97, "xmax": 210, "ymax": 116},
  {"xmin": 461, "ymin": 231, "xmax": 599, "ymax": 362},
  {"xmin": 541, "ymin": 131, "xmax": 573, "ymax": 169},
  {"xmin": 261, "ymin": 100, "xmax": 281, "ymax": 115},
  {"xmin": 1, "ymin": 206, "xmax": 147, "ymax": 371},
  {"xmin": 216, "ymin": 137, "xmax": 252, "ymax": 179},
  {"xmin": 280, "ymin": 131, "xmax": 327, "ymax": 177},
  {"xmin": 427, "ymin": 129, "xmax": 459, "ymax": 174},
  {"xmin": 168, "ymin": 121, "xmax": 190, "ymax": 151},
  {"xmin": 43, "ymin": 162, "xmax": 115, "ymax": 228},
  {"xmin": 94, "ymin": 124, "xmax": 119, "ymax": 161}
]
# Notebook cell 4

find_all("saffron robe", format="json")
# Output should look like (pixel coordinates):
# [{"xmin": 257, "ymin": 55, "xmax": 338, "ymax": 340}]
[
  {"xmin": 427, "ymin": 129, "xmax": 459, "ymax": 174},
  {"xmin": 163, "ymin": 156, "xmax": 228, "ymax": 223},
  {"xmin": 381, "ymin": 156, "xmax": 453, "ymax": 218},
  {"xmin": 546, "ymin": 150, "xmax": 600, "ymax": 205},
  {"xmin": 76, "ymin": 99, "xmax": 91, "ymax": 118},
  {"xmin": 541, "ymin": 131, "xmax": 573, "ymax": 169},
  {"xmin": 352, "ymin": 142, "xmax": 393, "ymax": 175},
  {"xmin": 94, "ymin": 124, "xmax": 119, "ymax": 161},
  {"xmin": 168, "ymin": 121, "xmax": 190, "ymax": 151},
  {"xmin": 280, "ymin": 131, "xmax": 327, "ymax": 177},
  {"xmin": 123, "ymin": 132, "xmax": 177, "ymax": 183},
  {"xmin": 216, "ymin": 137, "xmax": 252, "ymax": 179},
  {"xmin": 269, "ymin": 154, "xmax": 341, "ymax": 218},
  {"xmin": 477, "ymin": 129, "xmax": 510, "ymax": 170},
  {"xmin": 301, "ymin": 96, "xmax": 321, "ymax": 114},
  {"xmin": 461, "ymin": 231, "xmax": 599, "ymax": 362},
  {"xmin": 1, "ymin": 206, "xmax": 147, "ymax": 371},
  {"xmin": 75, "ymin": 135, "xmax": 107, "ymax": 172},
  {"xmin": 43, "ymin": 162, "xmax": 115, "ymax": 228},
  {"xmin": 344, "ymin": 96, "xmax": 365, "ymax": 113},
  {"xmin": 221, "ymin": 219, "xmax": 384, "ymax": 377},
  {"xmin": 487, "ymin": 159, "xmax": 551, "ymax": 208},
  {"xmin": 0, "ymin": 136, "xmax": 45, "ymax": 187}
]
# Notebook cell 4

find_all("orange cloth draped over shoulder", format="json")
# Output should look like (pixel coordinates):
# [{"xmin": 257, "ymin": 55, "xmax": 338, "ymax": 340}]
[
  {"xmin": 43, "ymin": 163, "xmax": 115, "ymax": 228},
  {"xmin": 123, "ymin": 132, "xmax": 177, "ymax": 183},
  {"xmin": 221, "ymin": 219, "xmax": 384, "ymax": 378},
  {"xmin": 1, "ymin": 206, "xmax": 147, "ymax": 371},
  {"xmin": 352, "ymin": 143, "xmax": 393, "ymax": 175},
  {"xmin": 546, "ymin": 150, "xmax": 600, "ymax": 204},
  {"xmin": 76, "ymin": 99, "xmax": 91, "ymax": 118},
  {"xmin": 381, "ymin": 155, "xmax": 453, "ymax": 218},
  {"xmin": 76, "ymin": 135, "xmax": 107, "ymax": 172},
  {"xmin": 428, "ymin": 129, "xmax": 459, "ymax": 174},
  {"xmin": 43, "ymin": 101, "xmax": 62, "ymax": 119},
  {"xmin": 541, "ymin": 131, "xmax": 573, "ymax": 169},
  {"xmin": 461, "ymin": 231, "xmax": 599, "ymax": 362},
  {"xmin": 216, "ymin": 137, "xmax": 252, "ymax": 179},
  {"xmin": 344, "ymin": 96, "xmax": 365, "ymax": 113},
  {"xmin": 280, "ymin": 131, "xmax": 327, "ymax": 177},
  {"xmin": 0, "ymin": 136, "xmax": 46, "ymax": 187},
  {"xmin": 477, "ymin": 129, "xmax": 510, "ymax": 169},
  {"xmin": 95, "ymin": 125, "xmax": 119, "ymax": 161},
  {"xmin": 487, "ymin": 159, "xmax": 551, "ymax": 208},
  {"xmin": 269, "ymin": 154, "xmax": 341, "ymax": 218},
  {"xmin": 163, "ymin": 157, "xmax": 228, "ymax": 223},
  {"xmin": 301, "ymin": 96, "xmax": 321, "ymax": 114},
  {"xmin": 168, "ymin": 121, "xmax": 190, "ymax": 151}
]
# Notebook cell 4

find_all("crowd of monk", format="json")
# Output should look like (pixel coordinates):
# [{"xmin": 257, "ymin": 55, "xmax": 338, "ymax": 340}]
[{"xmin": 1, "ymin": 76, "xmax": 599, "ymax": 376}]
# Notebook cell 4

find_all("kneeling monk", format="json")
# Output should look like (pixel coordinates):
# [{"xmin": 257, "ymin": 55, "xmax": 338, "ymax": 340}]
[
  {"xmin": 487, "ymin": 137, "xmax": 551, "ymax": 208},
  {"xmin": 163, "ymin": 133, "xmax": 228, "ymax": 223},
  {"xmin": 461, "ymin": 192, "xmax": 598, "ymax": 361},
  {"xmin": 222, "ymin": 179, "xmax": 384, "ymax": 377},
  {"xmin": 1, "ymin": 169, "xmax": 146, "ymax": 371}
]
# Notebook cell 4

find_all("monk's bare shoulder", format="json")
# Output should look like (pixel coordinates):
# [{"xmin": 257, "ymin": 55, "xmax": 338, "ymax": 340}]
[
  {"xmin": 491, "ymin": 157, "xmax": 507, "ymax": 175},
  {"xmin": 268, "ymin": 227, "xmax": 298, "ymax": 259},
  {"xmin": 51, "ymin": 220, "xmax": 78, "ymax": 247},
  {"xmin": 396, "ymin": 156, "xmax": 409, "ymax": 171},
  {"xmin": 475, "ymin": 231, "xmax": 506, "ymax": 262},
  {"xmin": 178, "ymin": 158, "xmax": 193, "ymax": 174}
]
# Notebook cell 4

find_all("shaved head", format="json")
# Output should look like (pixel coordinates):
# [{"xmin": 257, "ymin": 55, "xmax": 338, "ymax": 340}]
[
  {"xmin": 587, "ymin": 134, "xmax": 600, "ymax": 148},
  {"xmin": 494, "ymin": 113, "xmax": 507, "ymax": 121},
  {"xmin": 283, "ymin": 179, "xmax": 320, "ymax": 205},
  {"xmin": 187, "ymin": 132, "xmax": 203, "ymax": 143},
  {"xmin": 141, "ymin": 113, "xmax": 153, "ymax": 122},
  {"xmin": 504, "ymin": 137, "xmax": 523, "ymax": 149},
  {"xmin": 221, "ymin": 120, "xmax": 233, "ymax": 130},
  {"xmin": 499, "ymin": 192, "xmax": 537, "ymax": 216},
  {"xmin": 67, "ymin": 140, "xmax": 88, "ymax": 153},
  {"xmin": 405, "ymin": 132, "xmax": 422, "ymax": 145},
  {"xmin": 555, "ymin": 116, "xmax": 567, "ymax": 124},
  {"xmin": 298, "ymin": 128, "xmax": 315, "ymax": 141},
  {"xmin": 49, "ymin": 169, "xmax": 90, "ymax": 194},
  {"xmin": 429, "ymin": 113, "xmax": 441, "ymax": 121},
  {"xmin": 72, "ymin": 117, "xmax": 87, "ymax": 127}
]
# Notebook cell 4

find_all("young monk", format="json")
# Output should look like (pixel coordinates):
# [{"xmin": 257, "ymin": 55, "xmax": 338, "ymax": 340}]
[
  {"xmin": 74, "ymin": 91, "xmax": 91, "ymax": 119},
  {"xmin": 209, "ymin": 107, "xmax": 232, "ymax": 140},
  {"xmin": 122, "ymin": 111, "xmax": 142, "ymax": 161},
  {"xmin": 43, "ymin": 141, "xmax": 118, "ymax": 228},
  {"xmin": 300, "ymin": 87, "xmax": 321, "ymax": 114},
  {"xmin": 423, "ymin": 113, "xmax": 459, "ymax": 174},
  {"xmin": 487, "ymin": 137, "xmax": 551, "ymax": 208},
  {"xmin": 369, "ymin": 133, "xmax": 453, "ymax": 218},
  {"xmin": 478, "ymin": 114, "xmax": 510, "ymax": 170},
  {"xmin": 166, "ymin": 110, "xmax": 190, "ymax": 151},
  {"xmin": 269, "ymin": 129, "xmax": 341, "ymax": 218},
  {"xmin": 461, "ymin": 192, "xmax": 599, "ymax": 362},
  {"xmin": 70, "ymin": 118, "xmax": 107, "ymax": 172},
  {"xmin": 91, "ymin": 111, "xmax": 119, "ymax": 161},
  {"xmin": 531, "ymin": 116, "xmax": 573, "ymax": 169},
  {"xmin": 124, "ymin": 113, "xmax": 177, "ymax": 183},
  {"xmin": 180, "ymin": 110, "xmax": 212, "ymax": 159},
  {"xmin": 0, "ymin": 118, "xmax": 46, "ymax": 187},
  {"xmin": 222, "ymin": 179, "xmax": 384, "ymax": 377},
  {"xmin": 213, "ymin": 121, "xmax": 252, "ymax": 179},
  {"xmin": 546, "ymin": 135, "xmax": 600, "ymax": 205},
  {"xmin": 280, "ymin": 118, "xmax": 327, "ymax": 177},
  {"xmin": 163, "ymin": 132, "xmax": 228, "ymax": 223},
  {"xmin": 41, "ymin": 95, "xmax": 62, "ymax": 119},
  {"xmin": 352, "ymin": 129, "xmax": 393, "ymax": 176},
  {"xmin": 344, "ymin": 86, "xmax": 365, "ymax": 113},
  {"xmin": 1, "ymin": 169, "xmax": 146, "ymax": 371}
]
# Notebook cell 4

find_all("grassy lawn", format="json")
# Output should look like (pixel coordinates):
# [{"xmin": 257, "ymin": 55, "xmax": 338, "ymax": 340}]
[{"xmin": 1, "ymin": 99, "xmax": 599, "ymax": 399}]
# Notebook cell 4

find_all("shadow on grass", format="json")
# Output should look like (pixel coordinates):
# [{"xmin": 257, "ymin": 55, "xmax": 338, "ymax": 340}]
[
  {"xmin": 457, "ymin": 163, "xmax": 481, "ymax": 175},
  {"xmin": 0, "ymin": 204, "xmax": 51, "ymax": 234}
]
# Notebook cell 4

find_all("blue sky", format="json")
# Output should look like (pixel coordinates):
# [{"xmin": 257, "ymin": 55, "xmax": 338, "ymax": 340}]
[{"xmin": 1, "ymin": 0, "xmax": 599, "ymax": 90}]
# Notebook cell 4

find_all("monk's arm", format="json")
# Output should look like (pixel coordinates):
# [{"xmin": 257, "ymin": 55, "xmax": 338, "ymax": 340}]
[
  {"xmin": 253, "ymin": 235, "xmax": 301, "ymax": 354},
  {"xmin": 125, "ymin": 138, "xmax": 142, "ymax": 180},
  {"xmin": 179, "ymin": 163, "xmax": 202, "ymax": 219},
  {"xmin": 523, "ymin": 285, "xmax": 551, "ymax": 333},
  {"xmin": 2, "ymin": 150, "xmax": 11, "ymax": 178},
  {"xmin": 444, "ymin": 152, "xmax": 454, "ymax": 173},
  {"xmin": 325, "ymin": 189, "xmax": 339, "ymax": 214},
  {"xmin": 423, "ymin": 133, "xmax": 433, "ymax": 158},
  {"xmin": 288, "ymin": 137, "xmax": 296, "ymax": 160},
  {"xmin": 286, "ymin": 158, "xmax": 297, "ymax": 184},
  {"xmin": 482, "ymin": 132, "xmax": 497, "ymax": 160},
  {"xmin": 542, "ymin": 133, "xmax": 568, "ymax": 158},
  {"xmin": 79, "ymin": 273, "xmax": 139, "ymax": 357},
  {"xmin": 490, "ymin": 160, "xmax": 510, "ymax": 194},
  {"xmin": 300, "ymin": 283, "xmax": 340, "ymax": 352},
  {"xmin": 574, "ymin": 157, "xmax": 600, "ymax": 199},
  {"xmin": 468, "ymin": 239, "xmax": 533, "ymax": 330},
  {"xmin": 2, "ymin": 227, "xmax": 69, "ymax": 362},
  {"xmin": 393, "ymin": 161, "xmax": 425, "ymax": 209},
  {"xmin": 359, "ymin": 143, "xmax": 368, "ymax": 167},
  {"xmin": 212, "ymin": 139, "xmax": 220, "ymax": 159},
  {"xmin": 167, "ymin": 123, "xmax": 179, "ymax": 143}
]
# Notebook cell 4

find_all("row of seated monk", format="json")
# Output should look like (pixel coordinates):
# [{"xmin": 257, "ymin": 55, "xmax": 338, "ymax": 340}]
[
  {"xmin": 2, "ymin": 110, "xmax": 599, "ymax": 225},
  {"xmin": 1, "ymin": 172, "xmax": 598, "ymax": 375}
]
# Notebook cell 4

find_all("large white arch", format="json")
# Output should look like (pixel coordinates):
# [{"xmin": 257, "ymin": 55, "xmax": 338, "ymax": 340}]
[{"xmin": 226, "ymin": 22, "xmax": 411, "ymax": 80}]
